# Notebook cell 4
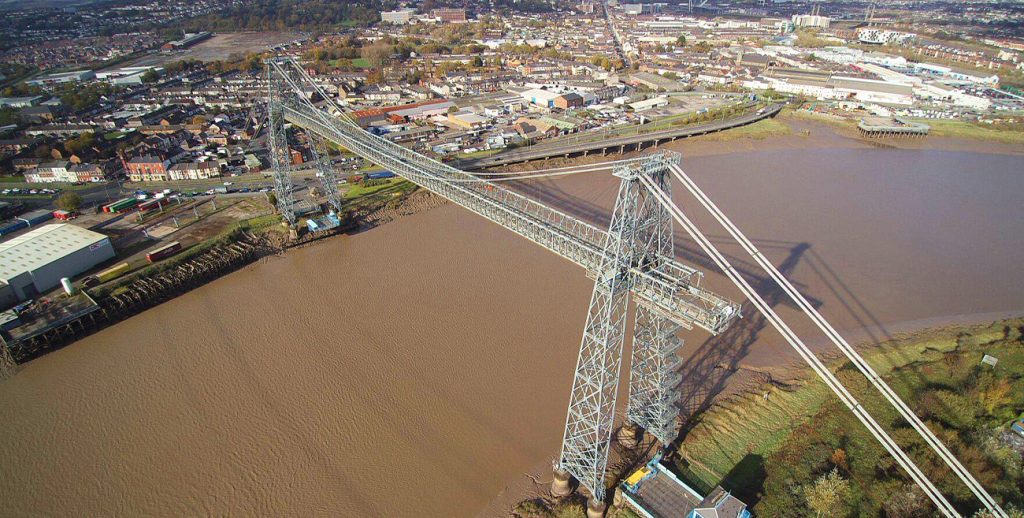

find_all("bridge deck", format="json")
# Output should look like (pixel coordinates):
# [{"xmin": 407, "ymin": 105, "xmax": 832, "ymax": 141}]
[{"xmin": 460, "ymin": 104, "xmax": 782, "ymax": 169}]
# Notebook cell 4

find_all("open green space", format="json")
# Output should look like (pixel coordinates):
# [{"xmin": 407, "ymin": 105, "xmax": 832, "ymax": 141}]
[
  {"xmin": 342, "ymin": 177, "xmax": 410, "ymax": 200},
  {"xmin": 674, "ymin": 318, "xmax": 1024, "ymax": 516},
  {"xmin": 693, "ymin": 117, "xmax": 792, "ymax": 141},
  {"xmin": 907, "ymin": 118, "xmax": 1024, "ymax": 145}
]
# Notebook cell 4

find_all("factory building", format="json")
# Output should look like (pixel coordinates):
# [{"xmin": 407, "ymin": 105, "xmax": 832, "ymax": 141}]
[
  {"xmin": 0, "ymin": 224, "xmax": 115, "ymax": 305},
  {"xmin": 381, "ymin": 8, "xmax": 415, "ymax": 24}
]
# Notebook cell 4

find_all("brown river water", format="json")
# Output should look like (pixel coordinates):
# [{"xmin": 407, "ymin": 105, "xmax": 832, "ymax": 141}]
[{"xmin": 2, "ymin": 144, "xmax": 1023, "ymax": 516}]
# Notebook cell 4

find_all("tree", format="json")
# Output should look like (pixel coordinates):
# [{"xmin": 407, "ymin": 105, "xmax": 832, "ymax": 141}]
[
  {"xmin": 883, "ymin": 485, "xmax": 930, "ymax": 518},
  {"xmin": 693, "ymin": 41, "xmax": 713, "ymax": 53},
  {"xmin": 55, "ymin": 191, "xmax": 83, "ymax": 212},
  {"xmin": 266, "ymin": 191, "xmax": 278, "ymax": 209},
  {"xmin": 471, "ymin": 56, "xmax": 483, "ymax": 68},
  {"xmin": 140, "ymin": 69, "xmax": 160, "ymax": 83},
  {"xmin": 65, "ymin": 132, "xmax": 97, "ymax": 154},
  {"xmin": 803, "ymin": 468, "xmax": 851, "ymax": 518},
  {"xmin": 676, "ymin": 34, "xmax": 687, "ymax": 46},
  {"xmin": 362, "ymin": 43, "xmax": 392, "ymax": 69}
]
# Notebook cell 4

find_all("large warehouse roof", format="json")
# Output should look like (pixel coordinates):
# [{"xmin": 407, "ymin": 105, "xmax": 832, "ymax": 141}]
[{"xmin": 0, "ymin": 224, "xmax": 109, "ymax": 281}]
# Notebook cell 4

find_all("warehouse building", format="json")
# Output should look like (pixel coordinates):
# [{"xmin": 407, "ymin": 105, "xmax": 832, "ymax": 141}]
[{"xmin": 0, "ymin": 224, "xmax": 115, "ymax": 304}]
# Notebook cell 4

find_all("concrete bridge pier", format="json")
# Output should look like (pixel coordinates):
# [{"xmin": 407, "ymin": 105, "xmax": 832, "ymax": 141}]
[
  {"xmin": 587, "ymin": 497, "xmax": 607, "ymax": 518},
  {"xmin": 619, "ymin": 145, "xmax": 625, "ymax": 155},
  {"xmin": 551, "ymin": 467, "xmax": 572, "ymax": 497}
]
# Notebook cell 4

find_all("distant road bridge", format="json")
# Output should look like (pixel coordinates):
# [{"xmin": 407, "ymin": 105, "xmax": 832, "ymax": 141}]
[{"xmin": 459, "ymin": 103, "xmax": 783, "ymax": 170}]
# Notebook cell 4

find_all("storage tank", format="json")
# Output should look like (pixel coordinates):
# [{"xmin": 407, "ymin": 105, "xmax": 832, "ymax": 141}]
[{"xmin": 60, "ymin": 277, "xmax": 76, "ymax": 296}]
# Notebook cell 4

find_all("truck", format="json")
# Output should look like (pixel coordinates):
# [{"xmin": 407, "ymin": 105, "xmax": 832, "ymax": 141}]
[
  {"xmin": 146, "ymin": 241, "xmax": 182, "ymax": 263},
  {"xmin": 83, "ymin": 262, "xmax": 131, "ymax": 287}
]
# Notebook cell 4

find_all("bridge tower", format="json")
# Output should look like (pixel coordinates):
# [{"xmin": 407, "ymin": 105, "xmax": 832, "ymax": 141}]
[
  {"xmin": 555, "ymin": 153, "xmax": 683, "ymax": 516},
  {"xmin": 625, "ymin": 168, "xmax": 683, "ymax": 447},
  {"xmin": 266, "ymin": 58, "xmax": 347, "ymax": 228},
  {"xmin": 265, "ymin": 59, "xmax": 298, "ymax": 227}
]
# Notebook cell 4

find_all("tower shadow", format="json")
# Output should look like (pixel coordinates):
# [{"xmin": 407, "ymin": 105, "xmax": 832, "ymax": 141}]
[{"xmin": 670, "ymin": 241, "xmax": 812, "ymax": 445}]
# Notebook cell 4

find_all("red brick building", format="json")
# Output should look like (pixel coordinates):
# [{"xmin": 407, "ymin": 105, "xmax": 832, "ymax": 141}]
[
  {"xmin": 127, "ymin": 156, "xmax": 170, "ymax": 182},
  {"xmin": 431, "ymin": 8, "xmax": 467, "ymax": 22}
]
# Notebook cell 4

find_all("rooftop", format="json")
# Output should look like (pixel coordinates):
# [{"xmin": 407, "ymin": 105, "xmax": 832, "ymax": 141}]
[{"xmin": 0, "ymin": 224, "xmax": 109, "ymax": 281}]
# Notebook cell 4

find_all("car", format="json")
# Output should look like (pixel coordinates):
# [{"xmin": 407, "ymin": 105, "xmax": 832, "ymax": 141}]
[
  {"xmin": 240, "ymin": 188, "xmax": 251, "ymax": 193},
  {"xmin": 223, "ymin": 181, "xmax": 233, "ymax": 186},
  {"xmin": 1, "ymin": 189, "xmax": 9, "ymax": 195},
  {"xmin": 29, "ymin": 189, "xmax": 38, "ymax": 194},
  {"xmin": 205, "ymin": 189, "xmax": 215, "ymax": 195}
]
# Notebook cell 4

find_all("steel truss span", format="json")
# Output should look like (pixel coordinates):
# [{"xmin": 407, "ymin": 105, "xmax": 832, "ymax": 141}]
[{"xmin": 263, "ymin": 58, "xmax": 1001, "ymax": 517}]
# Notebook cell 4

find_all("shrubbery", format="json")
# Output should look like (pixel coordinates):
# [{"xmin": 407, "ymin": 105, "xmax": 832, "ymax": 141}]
[{"xmin": 753, "ymin": 327, "xmax": 1024, "ymax": 516}]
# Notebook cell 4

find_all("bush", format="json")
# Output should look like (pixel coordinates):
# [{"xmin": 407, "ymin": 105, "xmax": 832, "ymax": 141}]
[{"xmin": 55, "ymin": 191, "xmax": 83, "ymax": 212}]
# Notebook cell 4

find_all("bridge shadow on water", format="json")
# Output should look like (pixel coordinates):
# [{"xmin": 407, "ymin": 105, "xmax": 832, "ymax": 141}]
[
  {"xmin": 503, "ymin": 171, "xmax": 1009, "ymax": 507},
  {"xmin": 506, "ymin": 175, "xmax": 919, "ymax": 426}
]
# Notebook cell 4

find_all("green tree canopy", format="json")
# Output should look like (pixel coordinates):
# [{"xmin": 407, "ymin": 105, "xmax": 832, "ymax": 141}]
[{"xmin": 55, "ymin": 191, "xmax": 83, "ymax": 212}]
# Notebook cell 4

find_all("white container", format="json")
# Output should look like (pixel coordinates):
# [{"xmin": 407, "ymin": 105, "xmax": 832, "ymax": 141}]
[{"xmin": 61, "ymin": 277, "xmax": 76, "ymax": 296}]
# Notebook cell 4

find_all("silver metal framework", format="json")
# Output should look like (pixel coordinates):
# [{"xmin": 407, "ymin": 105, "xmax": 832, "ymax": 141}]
[
  {"xmin": 308, "ymin": 133, "xmax": 343, "ymax": 213},
  {"xmin": 276, "ymin": 81, "xmax": 740, "ymax": 335},
  {"xmin": 264, "ymin": 58, "xmax": 740, "ymax": 505},
  {"xmin": 262, "ymin": 57, "xmax": 1004, "ymax": 516},
  {"xmin": 626, "ymin": 167, "xmax": 684, "ymax": 445},
  {"xmin": 266, "ymin": 61, "xmax": 297, "ymax": 225},
  {"xmin": 558, "ymin": 155, "xmax": 689, "ymax": 502}
]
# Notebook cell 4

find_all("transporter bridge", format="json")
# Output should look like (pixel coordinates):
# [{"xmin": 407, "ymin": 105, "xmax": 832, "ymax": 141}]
[{"xmin": 264, "ymin": 57, "xmax": 1008, "ymax": 518}]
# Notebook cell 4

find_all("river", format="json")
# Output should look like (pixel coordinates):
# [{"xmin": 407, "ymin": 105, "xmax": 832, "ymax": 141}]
[{"xmin": 1, "ymin": 143, "xmax": 1022, "ymax": 516}]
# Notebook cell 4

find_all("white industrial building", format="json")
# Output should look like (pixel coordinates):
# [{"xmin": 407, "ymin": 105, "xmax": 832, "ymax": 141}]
[
  {"xmin": 0, "ymin": 224, "xmax": 115, "ymax": 304},
  {"xmin": 380, "ymin": 8, "xmax": 415, "ymax": 24}
]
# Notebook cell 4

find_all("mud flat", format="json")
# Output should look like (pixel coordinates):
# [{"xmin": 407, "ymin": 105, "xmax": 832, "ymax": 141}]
[{"xmin": 2, "ymin": 125, "xmax": 1023, "ymax": 516}]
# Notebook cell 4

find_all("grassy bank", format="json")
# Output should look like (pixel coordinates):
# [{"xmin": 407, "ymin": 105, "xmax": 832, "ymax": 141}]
[
  {"xmin": 674, "ymin": 318, "xmax": 1024, "ymax": 516},
  {"xmin": 907, "ymin": 118, "xmax": 1024, "ymax": 145},
  {"xmin": 695, "ymin": 116, "xmax": 792, "ymax": 142}
]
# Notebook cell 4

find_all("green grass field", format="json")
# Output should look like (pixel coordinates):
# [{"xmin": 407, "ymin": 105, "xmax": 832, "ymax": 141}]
[
  {"xmin": 695, "ymin": 117, "xmax": 792, "ymax": 142},
  {"xmin": 908, "ymin": 118, "xmax": 1024, "ymax": 145},
  {"xmin": 671, "ymin": 317, "xmax": 1015, "ymax": 495},
  {"xmin": 342, "ymin": 178, "xmax": 408, "ymax": 199}
]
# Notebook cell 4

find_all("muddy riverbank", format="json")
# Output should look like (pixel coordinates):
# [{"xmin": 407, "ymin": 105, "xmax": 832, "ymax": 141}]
[{"xmin": 1, "ymin": 121, "xmax": 1022, "ymax": 517}]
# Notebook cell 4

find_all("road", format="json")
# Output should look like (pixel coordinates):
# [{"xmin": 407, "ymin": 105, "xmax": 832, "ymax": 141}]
[{"xmin": 460, "ymin": 104, "xmax": 782, "ymax": 169}]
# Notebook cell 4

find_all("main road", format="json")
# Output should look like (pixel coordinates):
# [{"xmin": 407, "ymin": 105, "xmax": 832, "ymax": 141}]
[{"xmin": 458, "ymin": 104, "xmax": 782, "ymax": 170}]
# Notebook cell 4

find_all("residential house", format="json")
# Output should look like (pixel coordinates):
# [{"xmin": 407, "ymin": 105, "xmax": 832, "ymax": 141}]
[
  {"xmin": 127, "ymin": 156, "xmax": 170, "ymax": 182},
  {"xmin": 168, "ymin": 161, "xmax": 220, "ymax": 181}
]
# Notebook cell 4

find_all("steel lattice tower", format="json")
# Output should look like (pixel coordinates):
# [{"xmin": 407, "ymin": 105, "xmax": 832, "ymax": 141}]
[
  {"xmin": 557, "ymin": 154, "xmax": 681, "ymax": 504},
  {"xmin": 626, "ymin": 168, "xmax": 684, "ymax": 445},
  {"xmin": 266, "ymin": 60, "xmax": 297, "ymax": 226},
  {"xmin": 307, "ymin": 133, "xmax": 343, "ymax": 213}
]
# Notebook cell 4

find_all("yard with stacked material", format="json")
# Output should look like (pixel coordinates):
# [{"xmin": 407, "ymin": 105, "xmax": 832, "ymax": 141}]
[{"xmin": 674, "ymin": 318, "xmax": 1024, "ymax": 517}]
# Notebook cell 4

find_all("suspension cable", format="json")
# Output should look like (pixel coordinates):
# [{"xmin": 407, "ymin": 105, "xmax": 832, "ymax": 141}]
[
  {"xmin": 667, "ymin": 163, "xmax": 1006, "ymax": 517},
  {"xmin": 468, "ymin": 159, "xmax": 631, "ymax": 176},
  {"xmin": 638, "ymin": 174, "xmax": 961, "ymax": 518}
]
